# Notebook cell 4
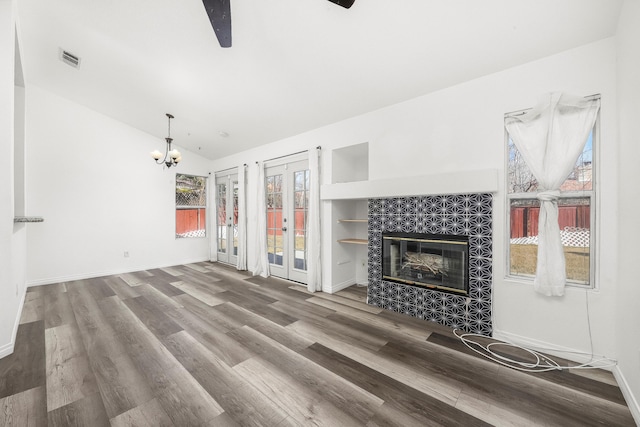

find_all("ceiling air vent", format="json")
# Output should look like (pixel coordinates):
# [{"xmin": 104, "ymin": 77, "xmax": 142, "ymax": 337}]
[{"xmin": 59, "ymin": 49, "xmax": 81, "ymax": 69}]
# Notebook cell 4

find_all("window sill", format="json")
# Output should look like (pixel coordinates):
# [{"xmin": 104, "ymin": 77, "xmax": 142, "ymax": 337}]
[{"xmin": 503, "ymin": 275, "xmax": 595, "ymax": 291}]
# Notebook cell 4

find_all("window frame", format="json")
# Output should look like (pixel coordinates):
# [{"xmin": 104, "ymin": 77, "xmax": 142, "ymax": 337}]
[
  {"xmin": 175, "ymin": 173, "xmax": 208, "ymax": 239},
  {"xmin": 504, "ymin": 112, "xmax": 598, "ymax": 289}
]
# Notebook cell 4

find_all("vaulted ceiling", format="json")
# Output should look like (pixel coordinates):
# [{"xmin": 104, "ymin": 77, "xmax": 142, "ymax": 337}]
[{"xmin": 17, "ymin": 0, "xmax": 622, "ymax": 159}]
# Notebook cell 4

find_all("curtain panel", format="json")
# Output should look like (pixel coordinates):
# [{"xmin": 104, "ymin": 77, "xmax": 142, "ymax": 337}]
[
  {"xmin": 236, "ymin": 164, "xmax": 247, "ymax": 271},
  {"xmin": 252, "ymin": 162, "xmax": 270, "ymax": 278},
  {"xmin": 307, "ymin": 148, "xmax": 322, "ymax": 292}
]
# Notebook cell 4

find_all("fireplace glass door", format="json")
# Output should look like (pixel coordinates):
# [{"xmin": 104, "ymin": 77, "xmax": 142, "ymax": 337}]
[{"xmin": 382, "ymin": 233, "xmax": 469, "ymax": 295}]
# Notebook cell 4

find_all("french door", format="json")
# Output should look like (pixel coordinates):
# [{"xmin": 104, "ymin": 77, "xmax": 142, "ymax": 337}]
[
  {"xmin": 215, "ymin": 174, "xmax": 239, "ymax": 265},
  {"xmin": 265, "ymin": 159, "xmax": 310, "ymax": 283}
]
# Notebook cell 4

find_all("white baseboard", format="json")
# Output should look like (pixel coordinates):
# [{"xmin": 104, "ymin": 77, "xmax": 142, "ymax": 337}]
[
  {"xmin": 26, "ymin": 258, "xmax": 210, "ymax": 288},
  {"xmin": 0, "ymin": 290, "xmax": 27, "ymax": 359},
  {"xmin": 613, "ymin": 366, "xmax": 640, "ymax": 426},
  {"xmin": 492, "ymin": 329, "xmax": 612, "ymax": 367},
  {"xmin": 0, "ymin": 341, "xmax": 13, "ymax": 359},
  {"xmin": 329, "ymin": 278, "xmax": 357, "ymax": 294},
  {"xmin": 475, "ymin": 329, "xmax": 639, "ymax": 424}
]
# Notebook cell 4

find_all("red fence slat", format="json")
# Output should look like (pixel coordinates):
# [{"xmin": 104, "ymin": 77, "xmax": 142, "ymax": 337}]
[{"xmin": 510, "ymin": 205, "xmax": 590, "ymax": 239}]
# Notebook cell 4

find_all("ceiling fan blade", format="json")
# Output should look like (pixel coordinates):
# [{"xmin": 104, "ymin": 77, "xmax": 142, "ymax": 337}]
[
  {"xmin": 202, "ymin": 0, "xmax": 232, "ymax": 48},
  {"xmin": 327, "ymin": 0, "xmax": 355, "ymax": 8}
]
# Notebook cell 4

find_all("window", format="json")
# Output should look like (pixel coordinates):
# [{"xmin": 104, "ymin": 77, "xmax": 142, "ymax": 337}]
[
  {"xmin": 506, "ymin": 125, "xmax": 595, "ymax": 286},
  {"xmin": 176, "ymin": 174, "xmax": 207, "ymax": 238}
]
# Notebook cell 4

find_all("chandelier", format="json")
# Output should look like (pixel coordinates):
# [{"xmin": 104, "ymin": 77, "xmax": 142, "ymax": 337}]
[{"xmin": 151, "ymin": 113, "xmax": 181, "ymax": 168}]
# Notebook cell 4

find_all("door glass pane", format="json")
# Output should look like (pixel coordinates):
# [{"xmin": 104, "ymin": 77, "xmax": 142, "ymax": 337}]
[
  {"xmin": 274, "ymin": 210, "xmax": 283, "ymax": 229},
  {"xmin": 294, "ymin": 170, "xmax": 304, "ymax": 191},
  {"xmin": 294, "ymin": 191, "xmax": 305, "ymax": 209},
  {"xmin": 233, "ymin": 181, "xmax": 239, "ymax": 256},
  {"xmin": 217, "ymin": 183, "xmax": 227, "ymax": 253},
  {"xmin": 293, "ymin": 169, "xmax": 309, "ymax": 271},
  {"xmin": 266, "ymin": 194, "xmax": 275, "ymax": 219},
  {"xmin": 294, "ymin": 232, "xmax": 307, "ymax": 271},
  {"xmin": 267, "ymin": 173, "xmax": 284, "ymax": 266},
  {"xmin": 267, "ymin": 229, "xmax": 277, "ymax": 265}
]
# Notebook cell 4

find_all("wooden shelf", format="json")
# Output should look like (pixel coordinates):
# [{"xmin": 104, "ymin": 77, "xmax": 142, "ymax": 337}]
[
  {"xmin": 337, "ymin": 238, "xmax": 368, "ymax": 245},
  {"xmin": 337, "ymin": 219, "xmax": 367, "ymax": 223}
]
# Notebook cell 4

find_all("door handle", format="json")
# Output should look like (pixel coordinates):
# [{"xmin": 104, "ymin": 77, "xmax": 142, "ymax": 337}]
[{"xmin": 282, "ymin": 227, "xmax": 287, "ymax": 232}]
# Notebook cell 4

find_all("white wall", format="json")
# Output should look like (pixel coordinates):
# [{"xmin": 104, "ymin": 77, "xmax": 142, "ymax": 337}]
[
  {"xmin": 0, "ymin": 0, "xmax": 27, "ymax": 358},
  {"xmin": 212, "ymin": 38, "xmax": 619, "ymax": 361},
  {"xmin": 25, "ymin": 85, "xmax": 213, "ymax": 285},
  {"xmin": 615, "ymin": 0, "xmax": 640, "ymax": 420}
]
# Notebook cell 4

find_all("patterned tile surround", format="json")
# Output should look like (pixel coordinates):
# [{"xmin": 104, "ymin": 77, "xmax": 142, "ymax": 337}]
[{"xmin": 367, "ymin": 193, "xmax": 493, "ymax": 336}]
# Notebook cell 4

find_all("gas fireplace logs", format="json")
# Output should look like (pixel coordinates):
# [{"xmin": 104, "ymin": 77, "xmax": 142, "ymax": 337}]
[{"xmin": 401, "ymin": 252, "xmax": 448, "ymax": 276}]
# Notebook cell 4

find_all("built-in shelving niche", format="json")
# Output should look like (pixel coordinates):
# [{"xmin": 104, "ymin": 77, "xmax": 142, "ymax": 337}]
[{"xmin": 328, "ymin": 143, "xmax": 369, "ymax": 291}]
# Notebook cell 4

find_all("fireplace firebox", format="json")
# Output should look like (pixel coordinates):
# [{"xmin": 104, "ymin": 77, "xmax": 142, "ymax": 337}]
[{"xmin": 382, "ymin": 232, "xmax": 469, "ymax": 295}]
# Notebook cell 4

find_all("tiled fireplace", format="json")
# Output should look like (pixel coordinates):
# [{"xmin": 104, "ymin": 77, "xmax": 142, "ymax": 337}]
[{"xmin": 367, "ymin": 193, "xmax": 493, "ymax": 336}]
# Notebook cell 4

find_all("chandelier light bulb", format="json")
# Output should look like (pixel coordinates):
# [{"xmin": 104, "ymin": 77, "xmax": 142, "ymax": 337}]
[
  {"xmin": 151, "ymin": 150, "xmax": 163, "ymax": 160},
  {"xmin": 170, "ymin": 149, "xmax": 181, "ymax": 159}
]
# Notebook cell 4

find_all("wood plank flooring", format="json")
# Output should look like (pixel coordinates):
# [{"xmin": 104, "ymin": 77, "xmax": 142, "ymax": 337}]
[{"xmin": 0, "ymin": 262, "xmax": 635, "ymax": 426}]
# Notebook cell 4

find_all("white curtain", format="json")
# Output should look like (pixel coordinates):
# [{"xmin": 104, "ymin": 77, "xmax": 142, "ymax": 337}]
[
  {"xmin": 307, "ymin": 148, "xmax": 322, "ymax": 292},
  {"xmin": 505, "ymin": 92, "xmax": 599, "ymax": 296},
  {"xmin": 210, "ymin": 176, "xmax": 218, "ymax": 262},
  {"xmin": 236, "ymin": 164, "xmax": 247, "ymax": 271},
  {"xmin": 251, "ymin": 162, "xmax": 270, "ymax": 278}
]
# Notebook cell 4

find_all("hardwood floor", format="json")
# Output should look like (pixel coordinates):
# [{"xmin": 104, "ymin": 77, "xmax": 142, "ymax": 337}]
[{"xmin": 0, "ymin": 262, "xmax": 635, "ymax": 426}]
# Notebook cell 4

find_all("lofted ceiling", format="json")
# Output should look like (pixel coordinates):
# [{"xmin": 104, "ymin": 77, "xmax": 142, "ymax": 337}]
[{"xmin": 16, "ymin": 0, "xmax": 622, "ymax": 160}]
